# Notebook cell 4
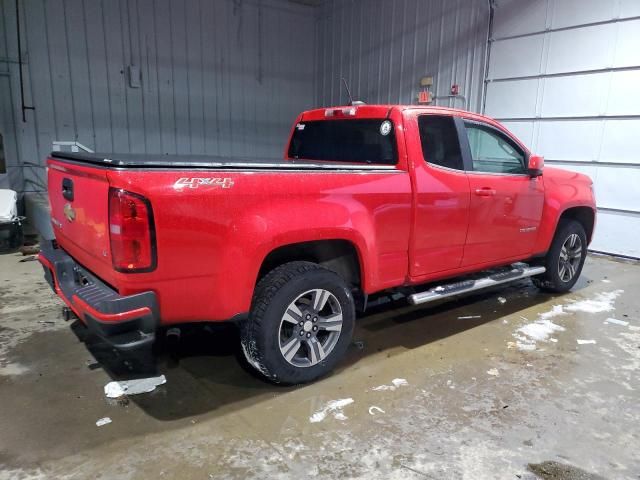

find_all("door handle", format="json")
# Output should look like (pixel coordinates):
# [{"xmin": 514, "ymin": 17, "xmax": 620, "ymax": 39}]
[{"xmin": 475, "ymin": 188, "xmax": 496, "ymax": 197}]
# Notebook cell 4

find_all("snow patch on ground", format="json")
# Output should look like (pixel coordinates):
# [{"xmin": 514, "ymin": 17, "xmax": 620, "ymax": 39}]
[
  {"xmin": 565, "ymin": 290, "xmax": 623, "ymax": 314},
  {"xmin": 309, "ymin": 398, "xmax": 354, "ymax": 423},
  {"xmin": 513, "ymin": 306, "xmax": 566, "ymax": 350},
  {"xmin": 371, "ymin": 378, "xmax": 409, "ymax": 391},
  {"xmin": 511, "ymin": 291, "xmax": 624, "ymax": 351},
  {"xmin": 0, "ymin": 362, "xmax": 29, "ymax": 376}
]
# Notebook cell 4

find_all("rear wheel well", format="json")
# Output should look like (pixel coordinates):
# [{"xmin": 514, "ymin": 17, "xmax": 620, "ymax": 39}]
[
  {"xmin": 258, "ymin": 240, "xmax": 362, "ymax": 289},
  {"xmin": 558, "ymin": 207, "xmax": 595, "ymax": 243}
]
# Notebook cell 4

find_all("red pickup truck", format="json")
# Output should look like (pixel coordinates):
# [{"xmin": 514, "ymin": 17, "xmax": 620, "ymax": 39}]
[{"xmin": 39, "ymin": 104, "xmax": 595, "ymax": 384}]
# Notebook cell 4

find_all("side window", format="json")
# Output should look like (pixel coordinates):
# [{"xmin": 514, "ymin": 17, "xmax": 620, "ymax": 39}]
[
  {"xmin": 465, "ymin": 122, "xmax": 526, "ymax": 174},
  {"xmin": 418, "ymin": 115, "xmax": 464, "ymax": 171}
]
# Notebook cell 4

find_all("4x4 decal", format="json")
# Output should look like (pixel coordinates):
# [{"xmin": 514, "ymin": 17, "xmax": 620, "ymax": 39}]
[{"xmin": 174, "ymin": 177, "xmax": 234, "ymax": 189}]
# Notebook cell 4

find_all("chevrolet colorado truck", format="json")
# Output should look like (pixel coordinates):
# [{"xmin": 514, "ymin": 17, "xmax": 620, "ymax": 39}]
[{"xmin": 39, "ymin": 104, "xmax": 596, "ymax": 384}]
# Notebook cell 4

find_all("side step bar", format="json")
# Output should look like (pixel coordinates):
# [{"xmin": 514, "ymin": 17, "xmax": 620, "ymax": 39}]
[{"xmin": 408, "ymin": 265, "xmax": 546, "ymax": 306}]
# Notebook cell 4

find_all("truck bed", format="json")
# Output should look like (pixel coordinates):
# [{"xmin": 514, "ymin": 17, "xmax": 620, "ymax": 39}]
[{"xmin": 50, "ymin": 152, "xmax": 396, "ymax": 171}]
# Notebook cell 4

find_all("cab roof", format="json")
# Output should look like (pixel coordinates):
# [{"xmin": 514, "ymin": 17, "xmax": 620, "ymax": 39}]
[{"xmin": 299, "ymin": 104, "xmax": 492, "ymax": 122}]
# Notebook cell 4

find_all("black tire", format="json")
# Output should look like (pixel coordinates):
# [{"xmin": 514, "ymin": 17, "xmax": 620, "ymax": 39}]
[
  {"xmin": 532, "ymin": 219, "xmax": 587, "ymax": 293},
  {"xmin": 240, "ymin": 261, "xmax": 355, "ymax": 385}
]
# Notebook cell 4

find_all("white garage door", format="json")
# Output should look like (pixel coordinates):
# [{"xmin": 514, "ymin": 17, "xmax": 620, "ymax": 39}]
[{"xmin": 484, "ymin": 0, "xmax": 640, "ymax": 258}]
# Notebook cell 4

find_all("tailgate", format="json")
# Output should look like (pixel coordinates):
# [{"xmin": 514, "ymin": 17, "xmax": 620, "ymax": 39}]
[{"xmin": 47, "ymin": 158, "xmax": 115, "ymax": 282}]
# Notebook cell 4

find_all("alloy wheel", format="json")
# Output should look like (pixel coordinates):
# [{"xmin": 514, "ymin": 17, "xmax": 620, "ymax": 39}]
[
  {"xmin": 558, "ymin": 233, "xmax": 582, "ymax": 282},
  {"xmin": 278, "ymin": 289, "xmax": 343, "ymax": 367}
]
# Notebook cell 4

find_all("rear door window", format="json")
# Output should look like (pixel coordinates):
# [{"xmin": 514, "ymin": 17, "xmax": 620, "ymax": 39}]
[
  {"xmin": 288, "ymin": 119, "xmax": 397, "ymax": 165},
  {"xmin": 417, "ymin": 115, "xmax": 464, "ymax": 170}
]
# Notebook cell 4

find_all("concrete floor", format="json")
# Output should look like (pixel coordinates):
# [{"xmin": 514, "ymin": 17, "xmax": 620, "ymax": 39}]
[{"xmin": 0, "ymin": 253, "xmax": 638, "ymax": 480}]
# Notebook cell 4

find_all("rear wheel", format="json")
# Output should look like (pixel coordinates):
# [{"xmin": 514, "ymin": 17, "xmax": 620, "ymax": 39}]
[
  {"xmin": 241, "ymin": 261, "xmax": 355, "ymax": 384},
  {"xmin": 532, "ymin": 219, "xmax": 587, "ymax": 293}
]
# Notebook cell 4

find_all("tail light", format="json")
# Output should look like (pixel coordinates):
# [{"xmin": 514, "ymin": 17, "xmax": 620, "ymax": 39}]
[{"xmin": 109, "ymin": 188, "xmax": 157, "ymax": 272}]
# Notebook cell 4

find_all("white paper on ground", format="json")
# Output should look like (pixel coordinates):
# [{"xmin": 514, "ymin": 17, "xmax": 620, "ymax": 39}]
[
  {"xmin": 96, "ymin": 417, "xmax": 112, "ymax": 427},
  {"xmin": 577, "ymin": 339, "xmax": 597, "ymax": 345},
  {"xmin": 309, "ymin": 398, "xmax": 354, "ymax": 423},
  {"xmin": 605, "ymin": 317, "xmax": 629, "ymax": 327},
  {"xmin": 104, "ymin": 375, "xmax": 167, "ymax": 398}
]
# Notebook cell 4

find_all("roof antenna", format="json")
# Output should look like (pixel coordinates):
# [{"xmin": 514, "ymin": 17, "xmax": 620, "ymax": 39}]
[{"xmin": 341, "ymin": 78, "xmax": 365, "ymax": 106}]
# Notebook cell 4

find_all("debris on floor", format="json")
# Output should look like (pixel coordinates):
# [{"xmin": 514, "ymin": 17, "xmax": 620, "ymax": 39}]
[
  {"xmin": 457, "ymin": 315, "xmax": 481, "ymax": 319},
  {"xmin": 104, "ymin": 375, "xmax": 167, "ymax": 399},
  {"xmin": 309, "ymin": 398, "xmax": 354, "ymax": 423},
  {"xmin": 368, "ymin": 406, "xmax": 385, "ymax": 416},
  {"xmin": 486, "ymin": 368, "xmax": 500, "ymax": 376},
  {"xmin": 604, "ymin": 317, "xmax": 629, "ymax": 327},
  {"xmin": 19, "ymin": 244, "xmax": 40, "ymax": 256},
  {"xmin": 371, "ymin": 378, "xmax": 409, "ymax": 391},
  {"xmin": 528, "ymin": 460, "xmax": 607, "ymax": 480},
  {"xmin": 577, "ymin": 339, "xmax": 597, "ymax": 345},
  {"xmin": 95, "ymin": 417, "xmax": 112, "ymax": 427},
  {"xmin": 498, "ymin": 297, "xmax": 507, "ymax": 304}
]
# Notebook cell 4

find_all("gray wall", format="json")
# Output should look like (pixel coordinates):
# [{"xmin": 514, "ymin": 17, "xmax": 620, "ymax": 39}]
[
  {"xmin": 1, "ymin": 0, "xmax": 491, "ymax": 195},
  {"xmin": 485, "ymin": 0, "xmax": 640, "ymax": 258},
  {"xmin": 0, "ymin": 0, "xmax": 317, "ymax": 193},
  {"xmin": 316, "ymin": 0, "xmax": 489, "ymax": 112}
]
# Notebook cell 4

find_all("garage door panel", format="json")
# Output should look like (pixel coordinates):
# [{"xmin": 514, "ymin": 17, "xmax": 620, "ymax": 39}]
[
  {"xmin": 485, "ymin": 79, "xmax": 538, "ymax": 118},
  {"xmin": 590, "ymin": 211, "xmax": 640, "ymax": 258},
  {"xmin": 536, "ymin": 120, "xmax": 601, "ymax": 161},
  {"xmin": 592, "ymin": 165, "xmax": 640, "ymax": 211},
  {"xmin": 493, "ymin": 0, "xmax": 547, "ymax": 39},
  {"xmin": 500, "ymin": 121, "xmax": 534, "ymax": 147},
  {"xmin": 613, "ymin": 20, "xmax": 640, "ymax": 68},
  {"xmin": 489, "ymin": 36, "xmax": 544, "ymax": 79},
  {"xmin": 607, "ymin": 70, "xmax": 640, "ymax": 116},
  {"xmin": 541, "ymin": 74, "xmax": 608, "ymax": 117},
  {"xmin": 551, "ymin": 0, "xmax": 616, "ymax": 29},
  {"xmin": 546, "ymin": 24, "xmax": 613, "ymax": 74},
  {"xmin": 620, "ymin": 0, "xmax": 640, "ymax": 18},
  {"xmin": 600, "ymin": 119, "xmax": 640, "ymax": 164},
  {"xmin": 486, "ymin": 0, "xmax": 640, "ymax": 257}
]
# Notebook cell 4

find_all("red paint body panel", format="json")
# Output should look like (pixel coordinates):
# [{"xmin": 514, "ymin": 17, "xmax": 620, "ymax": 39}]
[{"xmin": 45, "ymin": 105, "xmax": 596, "ymax": 327}]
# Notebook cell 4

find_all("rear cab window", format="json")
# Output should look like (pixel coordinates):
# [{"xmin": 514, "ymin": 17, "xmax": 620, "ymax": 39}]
[
  {"xmin": 417, "ymin": 115, "xmax": 464, "ymax": 171},
  {"xmin": 288, "ymin": 119, "xmax": 397, "ymax": 165}
]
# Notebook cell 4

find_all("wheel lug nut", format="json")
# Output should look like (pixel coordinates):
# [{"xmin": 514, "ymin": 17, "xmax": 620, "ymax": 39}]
[
  {"xmin": 306, "ymin": 314, "xmax": 311, "ymax": 320},
  {"xmin": 299, "ymin": 330, "xmax": 304, "ymax": 336},
  {"xmin": 299, "ymin": 321, "xmax": 303, "ymax": 326},
  {"xmin": 313, "ymin": 317, "xmax": 318, "ymax": 322},
  {"xmin": 306, "ymin": 332, "xmax": 311, "ymax": 338},
  {"xmin": 313, "ymin": 326, "xmax": 318, "ymax": 331}
]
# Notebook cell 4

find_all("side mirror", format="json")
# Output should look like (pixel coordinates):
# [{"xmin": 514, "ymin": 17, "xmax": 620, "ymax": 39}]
[{"xmin": 528, "ymin": 154, "xmax": 544, "ymax": 177}]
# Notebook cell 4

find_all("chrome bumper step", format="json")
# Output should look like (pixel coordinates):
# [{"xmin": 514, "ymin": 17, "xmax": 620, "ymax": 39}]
[{"xmin": 408, "ymin": 265, "xmax": 546, "ymax": 306}]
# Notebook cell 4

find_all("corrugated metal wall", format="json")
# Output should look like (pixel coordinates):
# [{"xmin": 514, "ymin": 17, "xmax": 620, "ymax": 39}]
[
  {"xmin": 316, "ymin": 0, "xmax": 489, "ymax": 112},
  {"xmin": 0, "ymin": 0, "xmax": 317, "ymax": 193},
  {"xmin": 485, "ymin": 0, "xmax": 640, "ymax": 258}
]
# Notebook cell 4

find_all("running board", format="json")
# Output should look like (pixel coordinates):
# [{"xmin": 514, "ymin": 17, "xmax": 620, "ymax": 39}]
[{"xmin": 408, "ymin": 265, "xmax": 546, "ymax": 306}]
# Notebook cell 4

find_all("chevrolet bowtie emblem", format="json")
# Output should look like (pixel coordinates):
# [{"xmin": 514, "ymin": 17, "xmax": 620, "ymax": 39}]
[{"xmin": 63, "ymin": 203, "xmax": 76, "ymax": 222}]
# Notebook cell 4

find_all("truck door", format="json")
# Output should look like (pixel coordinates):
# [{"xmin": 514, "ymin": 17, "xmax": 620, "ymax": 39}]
[
  {"xmin": 460, "ymin": 120, "xmax": 544, "ymax": 267},
  {"xmin": 407, "ymin": 114, "xmax": 470, "ymax": 277}
]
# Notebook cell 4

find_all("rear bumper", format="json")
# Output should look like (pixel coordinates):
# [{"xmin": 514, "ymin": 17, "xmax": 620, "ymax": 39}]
[{"xmin": 38, "ymin": 242, "xmax": 159, "ymax": 350}]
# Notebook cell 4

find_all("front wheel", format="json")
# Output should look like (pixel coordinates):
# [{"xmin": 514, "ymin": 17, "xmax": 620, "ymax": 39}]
[
  {"xmin": 241, "ymin": 261, "xmax": 355, "ymax": 385},
  {"xmin": 532, "ymin": 219, "xmax": 587, "ymax": 293}
]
